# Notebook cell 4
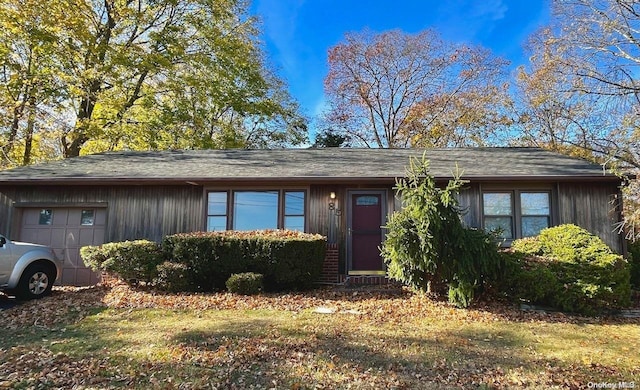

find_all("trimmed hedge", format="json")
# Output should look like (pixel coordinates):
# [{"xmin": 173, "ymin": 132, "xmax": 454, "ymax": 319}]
[
  {"xmin": 226, "ymin": 273, "xmax": 264, "ymax": 295},
  {"xmin": 161, "ymin": 230, "xmax": 326, "ymax": 292},
  {"xmin": 507, "ymin": 224, "xmax": 631, "ymax": 315},
  {"xmin": 81, "ymin": 240, "xmax": 164, "ymax": 284},
  {"xmin": 155, "ymin": 262, "xmax": 191, "ymax": 293}
]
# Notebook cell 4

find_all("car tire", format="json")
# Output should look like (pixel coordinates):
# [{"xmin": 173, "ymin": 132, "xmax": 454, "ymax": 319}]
[{"xmin": 16, "ymin": 263, "xmax": 55, "ymax": 300}]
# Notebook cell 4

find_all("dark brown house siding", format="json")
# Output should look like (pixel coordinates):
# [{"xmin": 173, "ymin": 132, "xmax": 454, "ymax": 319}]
[
  {"xmin": 0, "ymin": 191, "xmax": 12, "ymax": 234},
  {"xmin": 557, "ymin": 182, "xmax": 624, "ymax": 253},
  {"xmin": 0, "ymin": 185, "xmax": 203, "ymax": 242},
  {"xmin": 458, "ymin": 183, "xmax": 482, "ymax": 228}
]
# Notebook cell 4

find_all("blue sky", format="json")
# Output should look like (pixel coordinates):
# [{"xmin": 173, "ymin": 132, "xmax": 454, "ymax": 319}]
[{"xmin": 250, "ymin": 0, "xmax": 551, "ymax": 135}]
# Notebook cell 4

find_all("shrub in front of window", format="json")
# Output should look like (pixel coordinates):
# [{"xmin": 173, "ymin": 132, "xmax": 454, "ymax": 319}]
[
  {"xmin": 162, "ymin": 230, "xmax": 326, "ymax": 292},
  {"xmin": 509, "ymin": 224, "xmax": 631, "ymax": 315},
  {"xmin": 81, "ymin": 240, "xmax": 164, "ymax": 284},
  {"xmin": 162, "ymin": 232, "xmax": 253, "ymax": 291},
  {"xmin": 381, "ymin": 154, "xmax": 505, "ymax": 308},
  {"xmin": 226, "ymin": 272, "xmax": 264, "ymax": 295}
]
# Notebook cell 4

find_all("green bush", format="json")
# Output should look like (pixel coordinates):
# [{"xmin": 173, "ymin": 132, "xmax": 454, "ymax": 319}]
[
  {"xmin": 510, "ymin": 224, "xmax": 631, "ymax": 315},
  {"xmin": 381, "ymin": 154, "xmax": 504, "ymax": 308},
  {"xmin": 226, "ymin": 272, "xmax": 264, "ymax": 295},
  {"xmin": 81, "ymin": 240, "xmax": 164, "ymax": 284},
  {"xmin": 162, "ymin": 230, "xmax": 326, "ymax": 292},
  {"xmin": 628, "ymin": 240, "xmax": 640, "ymax": 289},
  {"xmin": 510, "ymin": 237, "xmax": 543, "ymax": 256},
  {"xmin": 500, "ymin": 251, "xmax": 559, "ymax": 304},
  {"xmin": 154, "ymin": 262, "xmax": 191, "ymax": 293}
]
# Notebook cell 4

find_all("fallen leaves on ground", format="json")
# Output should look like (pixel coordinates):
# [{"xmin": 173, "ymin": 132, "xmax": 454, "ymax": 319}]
[{"xmin": 0, "ymin": 281, "xmax": 638, "ymax": 389}]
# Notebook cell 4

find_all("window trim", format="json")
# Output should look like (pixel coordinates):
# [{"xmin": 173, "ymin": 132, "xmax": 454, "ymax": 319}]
[
  {"xmin": 482, "ymin": 192, "xmax": 514, "ymax": 239},
  {"xmin": 206, "ymin": 189, "xmax": 307, "ymax": 232},
  {"xmin": 519, "ymin": 192, "xmax": 551, "ymax": 238},
  {"xmin": 482, "ymin": 189, "xmax": 552, "ymax": 241}
]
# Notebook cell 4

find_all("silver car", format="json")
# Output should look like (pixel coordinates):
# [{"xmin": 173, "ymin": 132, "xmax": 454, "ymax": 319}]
[{"xmin": 0, "ymin": 234, "xmax": 62, "ymax": 299}]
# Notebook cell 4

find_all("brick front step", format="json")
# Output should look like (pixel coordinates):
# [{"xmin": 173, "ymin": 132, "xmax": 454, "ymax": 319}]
[{"xmin": 338, "ymin": 275, "xmax": 390, "ymax": 286}]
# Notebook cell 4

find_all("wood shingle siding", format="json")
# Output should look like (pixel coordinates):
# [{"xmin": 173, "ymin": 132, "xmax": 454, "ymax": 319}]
[
  {"xmin": 0, "ymin": 192, "xmax": 12, "ymax": 235},
  {"xmin": 2, "ymin": 185, "xmax": 203, "ymax": 242},
  {"xmin": 557, "ymin": 182, "xmax": 623, "ymax": 252}
]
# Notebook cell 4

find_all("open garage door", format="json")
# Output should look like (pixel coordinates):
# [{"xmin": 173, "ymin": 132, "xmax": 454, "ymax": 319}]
[{"xmin": 19, "ymin": 207, "xmax": 106, "ymax": 286}]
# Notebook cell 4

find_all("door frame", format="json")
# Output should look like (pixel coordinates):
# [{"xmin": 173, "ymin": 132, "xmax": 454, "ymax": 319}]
[{"xmin": 346, "ymin": 189, "xmax": 387, "ymax": 275}]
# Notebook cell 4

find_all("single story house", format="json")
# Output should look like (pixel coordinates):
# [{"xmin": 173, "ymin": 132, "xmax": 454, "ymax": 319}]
[{"xmin": 0, "ymin": 147, "xmax": 626, "ymax": 286}]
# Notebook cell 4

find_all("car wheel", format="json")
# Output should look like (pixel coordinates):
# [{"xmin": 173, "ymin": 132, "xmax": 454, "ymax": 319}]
[{"xmin": 16, "ymin": 263, "xmax": 54, "ymax": 300}]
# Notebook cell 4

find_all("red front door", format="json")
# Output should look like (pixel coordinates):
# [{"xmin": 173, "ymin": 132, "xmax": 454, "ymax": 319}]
[{"xmin": 348, "ymin": 191, "xmax": 386, "ymax": 273}]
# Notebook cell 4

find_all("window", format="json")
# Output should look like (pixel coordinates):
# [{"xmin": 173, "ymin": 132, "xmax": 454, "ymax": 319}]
[
  {"xmin": 483, "ymin": 190, "xmax": 551, "ymax": 240},
  {"xmin": 520, "ymin": 192, "xmax": 550, "ymax": 237},
  {"xmin": 483, "ymin": 193, "xmax": 513, "ymax": 239},
  {"xmin": 39, "ymin": 209, "xmax": 53, "ymax": 225},
  {"xmin": 234, "ymin": 191, "xmax": 279, "ymax": 230},
  {"xmin": 80, "ymin": 210, "xmax": 95, "ymax": 226},
  {"xmin": 355, "ymin": 195, "xmax": 379, "ymax": 206},
  {"xmin": 207, "ymin": 190, "xmax": 306, "ymax": 232},
  {"xmin": 284, "ymin": 191, "xmax": 305, "ymax": 231},
  {"xmin": 207, "ymin": 192, "xmax": 227, "ymax": 231}
]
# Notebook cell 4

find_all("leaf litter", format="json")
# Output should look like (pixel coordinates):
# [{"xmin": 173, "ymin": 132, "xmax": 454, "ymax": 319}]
[{"xmin": 0, "ymin": 280, "xmax": 638, "ymax": 389}]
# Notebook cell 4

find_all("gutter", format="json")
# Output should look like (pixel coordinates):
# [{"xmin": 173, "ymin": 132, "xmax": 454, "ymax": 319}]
[{"xmin": 0, "ymin": 174, "xmax": 625, "ymax": 186}]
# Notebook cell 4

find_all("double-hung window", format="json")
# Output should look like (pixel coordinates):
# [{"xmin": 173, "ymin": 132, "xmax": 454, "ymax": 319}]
[
  {"xmin": 206, "ymin": 190, "xmax": 306, "ymax": 232},
  {"xmin": 482, "ymin": 190, "xmax": 551, "ymax": 239},
  {"xmin": 483, "ymin": 193, "xmax": 514, "ymax": 239}
]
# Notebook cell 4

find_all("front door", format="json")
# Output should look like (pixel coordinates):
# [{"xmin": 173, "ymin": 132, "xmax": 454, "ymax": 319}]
[{"xmin": 347, "ymin": 190, "xmax": 386, "ymax": 274}]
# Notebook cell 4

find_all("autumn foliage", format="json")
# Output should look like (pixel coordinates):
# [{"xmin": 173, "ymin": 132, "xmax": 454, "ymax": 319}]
[{"xmin": 323, "ymin": 29, "xmax": 510, "ymax": 148}]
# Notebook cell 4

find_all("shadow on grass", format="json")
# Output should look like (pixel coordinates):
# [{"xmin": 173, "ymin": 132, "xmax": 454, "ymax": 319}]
[
  {"xmin": 2, "ymin": 300, "xmax": 636, "ymax": 388},
  {"xmin": 160, "ymin": 316, "xmax": 599, "ymax": 388}
]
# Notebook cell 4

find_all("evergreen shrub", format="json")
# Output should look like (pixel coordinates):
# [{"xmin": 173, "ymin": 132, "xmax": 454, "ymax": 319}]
[
  {"xmin": 509, "ymin": 224, "xmax": 631, "ymax": 315},
  {"xmin": 81, "ymin": 240, "xmax": 164, "ymax": 284},
  {"xmin": 381, "ymin": 154, "xmax": 504, "ymax": 308},
  {"xmin": 162, "ymin": 230, "xmax": 326, "ymax": 292},
  {"xmin": 226, "ymin": 272, "xmax": 264, "ymax": 295}
]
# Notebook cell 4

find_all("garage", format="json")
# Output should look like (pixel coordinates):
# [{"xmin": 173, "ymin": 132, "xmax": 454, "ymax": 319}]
[{"xmin": 18, "ymin": 207, "xmax": 106, "ymax": 286}]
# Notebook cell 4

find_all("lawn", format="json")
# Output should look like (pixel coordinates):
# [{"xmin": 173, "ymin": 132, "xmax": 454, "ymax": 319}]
[{"xmin": 0, "ymin": 283, "xmax": 638, "ymax": 389}]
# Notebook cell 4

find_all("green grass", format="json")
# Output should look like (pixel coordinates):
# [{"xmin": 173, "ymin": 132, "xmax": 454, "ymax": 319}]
[{"xmin": 1, "ymin": 302, "xmax": 639, "ymax": 389}]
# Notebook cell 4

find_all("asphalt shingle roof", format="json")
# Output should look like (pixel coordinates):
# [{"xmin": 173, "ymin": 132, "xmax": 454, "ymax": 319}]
[{"xmin": 0, "ymin": 147, "xmax": 618, "ymax": 185}]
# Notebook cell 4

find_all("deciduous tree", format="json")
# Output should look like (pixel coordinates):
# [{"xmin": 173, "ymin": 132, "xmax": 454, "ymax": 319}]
[
  {"xmin": 0, "ymin": 0, "xmax": 307, "ymax": 167},
  {"xmin": 516, "ymin": 0, "xmax": 640, "ymax": 240},
  {"xmin": 323, "ymin": 29, "xmax": 511, "ymax": 148}
]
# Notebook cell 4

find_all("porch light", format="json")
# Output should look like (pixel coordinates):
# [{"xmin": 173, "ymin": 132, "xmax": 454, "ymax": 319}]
[{"xmin": 330, "ymin": 192, "xmax": 336, "ymax": 199}]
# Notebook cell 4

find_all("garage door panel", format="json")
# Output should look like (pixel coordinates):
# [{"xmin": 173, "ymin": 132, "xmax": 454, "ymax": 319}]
[
  {"xmin": 22, "ymin": 209, "xmax": 39, "ymax": 226},
  {"xmin": 79, "ymin": 228, "xmax": 97, "ymax": 246},
  {"xmin": 66, "ymin": 209, "xmax": 82, "ymax": 225},
  {"xmin": 51, "ymin": 209, "xmax": 69, "ymax": 226},
  {"xmin": 95, "ymin": 209, "xmax": 107, "ymax": 225},
  {"xmin": 49, "ymin": 228, "xmax": 67, "ymax": 248},
  {"xmin": 19, "ymin": 228, "xmax": 38, "ymax": 243},
  {"xmin": 64, "ymin": 229, "xmax": 79, "ymax": 248},
  {"xmin": 93, "ymin": 228, "xmax": 105, "ymax": 243},
  {"xmin": 61, "ymin": 268, "xmax": 77, "ymax": 285},
  {"xmin": 19, "ymin": 207, "xmax": 106, "ymax": 286},
  {"xmin": 52, "ymin": 248, "xmax": 65, "ymax": 261},
  {"xmin": 36, "ymin": 229, "xmax": 52, "ymax": 246}
]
